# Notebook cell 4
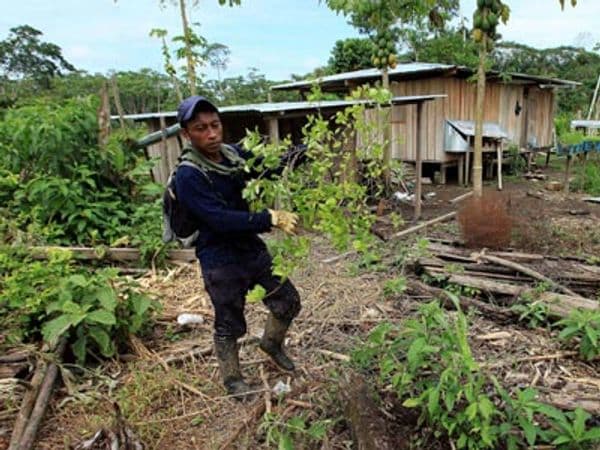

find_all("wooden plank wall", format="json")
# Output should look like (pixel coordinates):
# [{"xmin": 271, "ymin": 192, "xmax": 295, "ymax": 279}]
[
  {"xmin": 390, "ymin": 77, "xmax": 555, "ymax": 163},
  {"xmin": 144, "ymin": 118, "xmax": 184, "ymax": 185}
]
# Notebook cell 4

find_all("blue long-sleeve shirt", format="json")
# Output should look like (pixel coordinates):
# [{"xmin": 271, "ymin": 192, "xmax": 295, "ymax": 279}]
[{"xmin": 175, "ymin": 143, "xmax": 273, "ymax": 269}]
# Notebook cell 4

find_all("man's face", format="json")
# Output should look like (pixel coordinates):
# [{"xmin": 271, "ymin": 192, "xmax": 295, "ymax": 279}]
[{"xmin": 182, "ymin": 111, "xmax": 223, "ymax": 155}]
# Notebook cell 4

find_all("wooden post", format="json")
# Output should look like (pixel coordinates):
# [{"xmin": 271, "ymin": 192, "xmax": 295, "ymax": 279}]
[
  {"xmin": 110, "ymin": 74, "xmax": 126, "ymax": 129},
  {"xmin": 98, "ymin": 81, "xmax": 111, "ymax": 147},
  {"xmin": 267, "ymin": 118, "xmax": 279, "ymax": 145},
  {"xmin": 465, "ymin": 149, "xmax": 471, "ymax": 186},
  {"xmin": 564, "ymin": 154, "xmax": 572, "ymax": 194},
  {"xmin": 414, "ymin": 102, "xmax": 423, "ymax": 220},
  {"xmin": 497, "ymin": 143, "xmax": 503, "ymax": 191},
  {"xmin": 458, "ymin": 155, "xmax": 465, "ymax": 186},
  {"xmin": 159, "ymin": 116, "xmax": 168, "ymax": 156},
  {"xmin": 581, "ymin": 151, "xmax": 589, "ymax": 192}
]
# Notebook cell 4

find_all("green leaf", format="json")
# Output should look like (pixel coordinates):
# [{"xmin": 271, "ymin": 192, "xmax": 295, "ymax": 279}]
[
  {"xmin": 246, "ymin": 284, "xmax": 266, "ymax": 303},
  {"xmin": 582, "ymin": 427, "xmax": 600, "ymax": 441},
  {"xmin": 402, "ymin": 397, "xmax": 421, "ymax": 408},
  {"xmin": 68, "ymin": 274, "xmax": 88, "ymax": 287},
  {"xmin": 552, "ymin": 435, "xmax": 573, "ymax": 445},
  {"xmin": 190, "ymin": 415, "xmax": 204, "ymax": 426},
  {"xmin": 42, "ymin": 314, "xmax": 74, "ymax": 345},
  {"xmin": 573, "ymin": 407, "xmax": 589, "ymax": 438},
  {"xmin": 478, "ymin": 396, "xmax": 495, "ymax": 420},
  {"xmin": 72, "ymin": 334, "xmax": 87, "ymax": 364},
  {"xmin": 86, "ymin": 309, "xmax": 116, "ymax": 325},
  {"xmin": 278, "ymin": 433, "xmax": 294, "ymax": 450},
  {"xmin": 519, "ymin": 418, "xmax": 537, "ymax": 446},
  {"xmin": 95, "ymin": 286, "xmax": 117, "ymax": 311},
  {"xmin": 307, "ymin": 421, "xmax": 328, "ymax": 440},
  {"xmin": 427, "ymin": 387, "xmax": 440, "ymax": 416},
  {"xmin": 131, "ymin": 295, "xmax": 151, "ymax": 316},
  {"xmin": 88, "ymin": 326, "xmax": 114, "ymax": 357},
  {"xmin": 61, "ymin": 300, "xmax": 83, "ymax": 314}
]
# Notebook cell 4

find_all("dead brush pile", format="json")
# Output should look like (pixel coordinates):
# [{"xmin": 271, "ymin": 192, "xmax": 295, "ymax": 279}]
[{"xmin": 457, "ymin": 191, "xmax": 512, "ymax": 249}]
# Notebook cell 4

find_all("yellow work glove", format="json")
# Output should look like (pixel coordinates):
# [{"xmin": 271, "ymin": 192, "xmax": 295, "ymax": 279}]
[{"xmin": 268, "ymin": 209, "xmax": 298, "ymax": 235}]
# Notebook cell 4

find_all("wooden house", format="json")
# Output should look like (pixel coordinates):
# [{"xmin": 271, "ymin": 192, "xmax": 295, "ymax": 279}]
[
  {"xmin": 119, "ymin": 96, "xmax": 441, "ymax": 184},
  {"xmin": 272, "ymin": 63, "xmax": 579, "ymax": 183}
]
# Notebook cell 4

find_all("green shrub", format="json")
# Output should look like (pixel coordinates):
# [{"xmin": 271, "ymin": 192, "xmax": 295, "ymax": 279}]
[{"xmin": 0, "ymin": 246, "xmax": 159, "ymax": 363}]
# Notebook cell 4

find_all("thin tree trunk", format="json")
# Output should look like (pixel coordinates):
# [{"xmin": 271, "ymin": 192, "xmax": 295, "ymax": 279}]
[
  {"xmin": 179, "ymin": 0, "xmax": 197, "ymax": 95},
  {"xmin": 473, "ymin": 37, "xmax": 487, "ymax": 197},
  {"xmin": 382, "ymin": 68, "xmax": 391, "ymax": 192}
]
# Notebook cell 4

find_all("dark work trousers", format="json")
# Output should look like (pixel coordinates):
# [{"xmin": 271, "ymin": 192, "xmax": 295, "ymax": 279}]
[{"xmin": 201, "ymin": 249, "xmax": 301, "ymax": 339}]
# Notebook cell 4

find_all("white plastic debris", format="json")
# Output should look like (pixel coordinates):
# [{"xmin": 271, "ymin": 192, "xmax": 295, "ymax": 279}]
[
  {"xmin": 392, "ymin": 191, "xmax": 414, "ymax": 203},
  {"xmin": 177, "ymin": 313, "xmax": 204, "ymax": 326},
  {"xmin": 425, "ymin": 192, "xmax": 437, "ymax": 198},
  {"xmin": 272, "ymin": 380, "xmax": 292, "ymax": 395}
]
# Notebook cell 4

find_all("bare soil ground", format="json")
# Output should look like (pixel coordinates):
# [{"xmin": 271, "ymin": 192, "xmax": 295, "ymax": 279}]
[{"xmin": 2, "ymin": 157, "xmax": 600, "ymax": 450}]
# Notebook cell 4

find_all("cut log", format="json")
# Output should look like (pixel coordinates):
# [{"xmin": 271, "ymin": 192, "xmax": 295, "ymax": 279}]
[
  {"xmin": 447, "ymin": 274, "xmax": 599, "ymax": 317},
  {"xmin": 339, "ymin": 373, "xmax": 397, "ymax": 450},
  {"xmin": 474, "ymin": 253, "xmax": 578, "ymax": 296}
]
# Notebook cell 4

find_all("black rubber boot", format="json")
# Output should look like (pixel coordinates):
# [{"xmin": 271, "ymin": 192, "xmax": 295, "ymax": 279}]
[
  {"xmin": 214, "ymin": 336, "xmax": 253, "ymax": 400},
  {"xmin": 259, "ymin": 313, "xmax": 295, "ymax": 371}
]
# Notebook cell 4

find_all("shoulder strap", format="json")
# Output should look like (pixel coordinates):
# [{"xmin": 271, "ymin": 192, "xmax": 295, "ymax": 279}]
[{"xmin": 177, "ymin": 159, "xmax": 212, "ymax": 185}]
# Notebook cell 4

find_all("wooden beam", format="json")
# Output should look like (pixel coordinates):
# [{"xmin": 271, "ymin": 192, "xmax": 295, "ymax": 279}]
[{"xmin": 29, "ymin": 247, "xmax": 196, "ymax": 263}]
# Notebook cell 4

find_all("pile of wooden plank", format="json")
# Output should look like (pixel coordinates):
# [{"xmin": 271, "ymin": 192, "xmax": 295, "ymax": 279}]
[{"xmin": 415, "ymin": 242, "xmax": 600, "ymax": 317}]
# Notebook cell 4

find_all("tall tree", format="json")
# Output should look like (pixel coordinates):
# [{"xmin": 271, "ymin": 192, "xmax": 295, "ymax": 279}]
[
  {"xmin": 156, "ymin": 0, "xmax": 241, "ymax": 94},
  {"xmin": 327, "ymin": 38, "xmax": 375, "ymax": 73},
  {"xmin": 0, "ymin": 25, "xmax": 75, "ymax": 89}
]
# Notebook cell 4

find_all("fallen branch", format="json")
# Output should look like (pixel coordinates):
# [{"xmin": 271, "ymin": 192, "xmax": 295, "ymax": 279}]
[
  {"xmin": 449, "ymin": 191, "xmax": 473, "ymax": 204},
  {"xmin": 12, "ymin": 339, "xmax": 67, "ymax": 450},
  {"xmin": 316, "ymin": 349, "xmax": 350, "ymax": 362},
  {"xmin": 323, "ymin": 211, "xmax": 457, "ymax": 264}
]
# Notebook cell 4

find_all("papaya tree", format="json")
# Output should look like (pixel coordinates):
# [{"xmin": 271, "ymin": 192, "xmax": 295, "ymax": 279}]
[
  {"xmin": 152, "ymin": 0, "xmax": 240, "ymax": 95},
  {"xmin": 470, "ymin": 0, "xmax": 510, "ymax": 197},
  {"xmin": 471, "ymin": 0, "xmax": 576, "ymax": 196},
  {"xmin": 324, "ymin": 0, "xmax": 459, "ymax": 190}
]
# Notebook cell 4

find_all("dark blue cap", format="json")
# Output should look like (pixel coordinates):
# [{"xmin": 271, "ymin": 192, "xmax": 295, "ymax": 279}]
[{"xmin": 177, "ymin": 96, "xmax": 219, "ymax": 125}]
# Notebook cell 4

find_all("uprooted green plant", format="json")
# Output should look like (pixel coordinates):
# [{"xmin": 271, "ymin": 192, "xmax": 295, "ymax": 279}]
[
  {"xmin": 0, "ymin": 246, "xmax": 159, "ymax": 363},
  {"xmin": 351, "ymin": 294, "xmax": 600, "ymax": 449},
  {"xmin": 240, "ymin": 85, "xmax": 403, "ymax": 284}
]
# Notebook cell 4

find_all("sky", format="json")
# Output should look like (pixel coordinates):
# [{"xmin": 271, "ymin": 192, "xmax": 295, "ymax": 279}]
[{"xmin": 0, "ymin": 0, "xmax": 598, "ymax": 82}]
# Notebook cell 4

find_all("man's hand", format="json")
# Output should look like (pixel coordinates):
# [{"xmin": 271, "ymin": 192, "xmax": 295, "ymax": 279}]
[{"xmin": 268, "ymin": 209, "xmax": 298, "ymax": 235}]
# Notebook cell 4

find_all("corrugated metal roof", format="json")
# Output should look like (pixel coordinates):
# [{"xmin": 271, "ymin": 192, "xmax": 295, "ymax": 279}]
[
  {"xmin": 272, "ymin": 63, "xmax": 455, "ymax": 90},
  {"xmin": 572, "ymin": 120, "xmax": 600, "ymax": 129},
  {"xmin": 272, "ymin": 62, "xmax": 579, "ymax": 91},
  {"xmin": 447, "ymin": 120, "xmax": 508, "ymax": 139},
  {"xmin": 111, "ymin": 95, "xmax": 446, "ymax": 121}
]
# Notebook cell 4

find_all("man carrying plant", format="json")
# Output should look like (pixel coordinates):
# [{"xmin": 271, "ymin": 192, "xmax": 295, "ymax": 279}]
[{"xmin": 174, "ymin": 95, "xmax": 301, "ymax": 399}]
